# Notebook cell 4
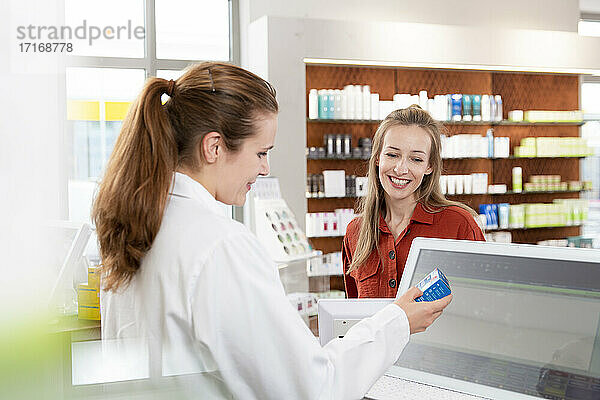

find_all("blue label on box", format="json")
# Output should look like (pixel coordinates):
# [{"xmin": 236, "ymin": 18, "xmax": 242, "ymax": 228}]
[{"xmin": 415, "ymin": 268, "xmax": 451, "ymax": 302}]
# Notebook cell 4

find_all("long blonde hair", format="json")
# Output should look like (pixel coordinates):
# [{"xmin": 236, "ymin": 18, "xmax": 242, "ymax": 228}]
[
  {"xmin": 347, "ymin": 105, "xmax": 476, "ymax": 273},
  {"xmin": 92, "ymin": 62, "xmax": 278, "ymax": 291}
]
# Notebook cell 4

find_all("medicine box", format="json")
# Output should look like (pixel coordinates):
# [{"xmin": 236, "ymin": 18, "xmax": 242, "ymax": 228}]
[
  {"xmin": 78, "ymin": 304, "xmax": 100, "ymax": 320},
  {"xmin": 415, "ymin": 268, "xmax": 451, "ymax": 302}
]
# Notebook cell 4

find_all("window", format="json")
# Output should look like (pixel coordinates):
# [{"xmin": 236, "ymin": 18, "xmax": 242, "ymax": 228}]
[
  {"xmin": 155, "ymin": 0, "xmax": 230, "ymax": 61},
  {"xmin": 66, "ymin": 67, "xmax": 145, "ymax": 179},
  {"xmin": 64, "ymin": 1, "xmax": 236, "ymax": 223},
  {"xmin": 64, "ymin": 0, "xmax": 145, "ymax": 57}
]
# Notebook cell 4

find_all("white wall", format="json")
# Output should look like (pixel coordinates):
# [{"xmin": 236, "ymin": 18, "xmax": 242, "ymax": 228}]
[
  {"xmin": 581, "ymin": 0, "xmax": 600, "ymax": 15},
  {"xmin": 240, "ymin": 0, "xmax": 581, "ymax": 67}
]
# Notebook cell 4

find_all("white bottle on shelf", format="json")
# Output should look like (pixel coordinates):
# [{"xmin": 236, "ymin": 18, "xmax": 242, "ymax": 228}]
[
  {"xmin": 334, "ymin": 89, "xmax": 342, "ymax": 119},
  {"xmin": 495, "ymin": 95, "xmax": 503, "ymax": 121},
  {"xmin": 427, "ymin": 98, "xmax": 435, "ymax": 116},
  {"xmin": 354, "ymin": 85, "xmax": 363, "ymax": 120},
  {"xmin": 481, "ymin": 95, "xmax": 491, "ymax": 122},
  {"xmin": 362, "ymin": 85, "xmax": 371, "ymax": 120},
  {"xmin": 341, "ymin": 90, "xmax": 348, "ymax": 119},
  {"xmin": 308, "ymin": 89, "xmax": 318, "ymax": 119},
  {"xmin": 393, "ymin": 93, "xmax": 402, "ymax": 110},
  {"xmin": 344, "ymin": 85, "xmax": 355, "ymax": 120},
  {"xmin": 326, "ymin": 89, "xmax": 335, "ymax": 119},
  {"xmin": 330, "ymin": 212, "xmax": 339, "ymax": 236},
  {"xmin": 370, "ymin": 93, "xmax": 380, "ymax": 120},
  {"xmin": 419, "ymin": 90, "xmax": 428, "ymax": 110}
]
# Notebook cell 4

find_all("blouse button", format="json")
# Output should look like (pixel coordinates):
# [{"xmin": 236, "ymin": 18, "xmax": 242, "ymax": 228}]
[
  {"xmin": 388, "ymin": 250, "xmax": 395, "ymax": 260},
  {"xmin": 389, "ymin": 279, "xmax": 397, "ymax": 288}
]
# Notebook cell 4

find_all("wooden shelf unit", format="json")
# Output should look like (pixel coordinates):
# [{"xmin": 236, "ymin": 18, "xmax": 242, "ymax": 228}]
[{"xmin": 305, "ymin": 65, "xmax": 582, "ymax": 256}]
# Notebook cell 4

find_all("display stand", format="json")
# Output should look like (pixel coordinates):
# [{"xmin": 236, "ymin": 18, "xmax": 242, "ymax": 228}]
[{"xmin": 246, "ymin": 177, "xmax": 320, "ymax": 328}]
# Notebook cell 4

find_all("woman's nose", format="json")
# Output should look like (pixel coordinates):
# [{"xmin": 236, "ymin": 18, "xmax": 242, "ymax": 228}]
[
  {"xmin": 393, "ymin": 158, "xmax": 409, "ymax": 174},
  {"xmin": 259, "ymin": 157, "xmax": 270, "ymax": 176}
]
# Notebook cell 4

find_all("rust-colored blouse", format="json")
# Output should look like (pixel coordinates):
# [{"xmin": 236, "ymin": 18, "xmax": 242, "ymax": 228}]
[{"xmin": 342, "ymin": 203, "xmax": 485, "ymax": 298}]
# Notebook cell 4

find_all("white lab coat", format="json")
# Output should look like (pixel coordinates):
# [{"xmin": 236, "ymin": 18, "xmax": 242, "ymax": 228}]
[{"xmin": 101, "ymin": 172, "xmax": 410, "ymax": 400}]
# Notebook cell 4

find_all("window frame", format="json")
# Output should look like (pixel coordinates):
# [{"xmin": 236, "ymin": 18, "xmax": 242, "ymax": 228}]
[
  {"xmin": 60, "ymin": 0, "xmax": 239, "ymax": 219},
  {"xmin": 64, "ymin": 0, "xmax": 238, "ymax": 76}
]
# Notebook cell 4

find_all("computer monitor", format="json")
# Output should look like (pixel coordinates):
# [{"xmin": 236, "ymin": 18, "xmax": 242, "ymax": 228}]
[
  {"xmin": 389, "ymin": 237, "xmax": 600, "ymax": 400},
  {"xmin": 317, "ymin": 238, "xmax": 600, "ymax": 399},
  {"xmin": 48, "ymin": 222, "xmax": 92, "ymax": 314}
]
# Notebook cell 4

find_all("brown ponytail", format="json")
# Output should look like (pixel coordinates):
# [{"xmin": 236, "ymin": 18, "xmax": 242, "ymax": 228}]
[{"xmin": 93, "ymin": 62, "xmax": 278, "ymax": 291}]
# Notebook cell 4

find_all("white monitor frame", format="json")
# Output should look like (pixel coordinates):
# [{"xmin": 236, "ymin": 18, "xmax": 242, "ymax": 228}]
[
  {"xmin": 396, "ymin": 237, "xmax": 600, "ymax": 299},
  {"xmin": 390, "ymin": 237, "xmax": 600, "ymax": 399},
  {"xmin": 317, "ymin": 299, "xmax": 393, "ymax": 346}
]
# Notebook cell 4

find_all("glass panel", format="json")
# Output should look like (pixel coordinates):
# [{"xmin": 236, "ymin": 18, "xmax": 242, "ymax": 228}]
[
  {"xmin": 155, "ymin": 0, "xmax": 230, "ymax": 61},
  {"xmin": 65, "ymin": 0, "xmax": 145, "ymax": 57},
  {"xmin": 582, "ymin": 83, "xmax": 600, "ymax": 244},
  {"xmin": 394, "ymin": 249, "xmax": 600, "ymax": 398},
  {"xmin": 156, "ymin": 69, "xmax": 186, "ymax": 80},
  {"xmin": 66, "ymin": 67, "xmax": 145, "ymax": 222}
]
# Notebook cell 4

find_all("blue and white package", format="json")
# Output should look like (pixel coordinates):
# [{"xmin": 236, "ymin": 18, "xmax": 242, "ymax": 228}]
[
  {"xmin": 414, "ymin": 268, "xmax": 451, "ymax": 302},
  {"xmin": 451, "ymin": 94, "xmax": 462, "ymax": 121}
]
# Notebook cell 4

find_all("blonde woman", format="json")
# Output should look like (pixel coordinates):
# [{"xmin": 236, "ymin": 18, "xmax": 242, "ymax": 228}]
[
  {"xmin": 343, "ymin": 105, "xmax": 485, "ymax": 298},
  {"xmin": 94, "ymin": 64, "xmax": 452, "ymax": 399}
]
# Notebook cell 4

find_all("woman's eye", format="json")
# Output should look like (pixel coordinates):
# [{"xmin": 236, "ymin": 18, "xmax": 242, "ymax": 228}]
[
  {"xmin": 386, "ymin": 153, "xmax": 398, "ymax": 158},
  {"xmin": 413, "ymin": 158, "xmax": 423, "ymax": 162},
  {"xmin": 258, "ymin": 152, "xmax": 267, "ymax": 158}
]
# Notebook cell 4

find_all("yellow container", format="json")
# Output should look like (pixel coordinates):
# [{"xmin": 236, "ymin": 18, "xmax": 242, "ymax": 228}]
[
  {"xmin": 88, "ymin": 266, "xmax": 100, "ymax": 289},
  {"xmin": 78, "ymin": 283, "xmax": 99, "ymax": 305},
  {"xmin": 78, "ymin": 304, "xmax": 100, "ymax": 320}
]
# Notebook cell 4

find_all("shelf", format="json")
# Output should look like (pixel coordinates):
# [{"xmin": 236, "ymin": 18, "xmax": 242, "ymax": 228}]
[
  {"xmin": 444, "ymin": 156, "xmax": 587, "ymax": 160},
  {"xmin": 495, "ymin": 121, "xmax": 584, "ymax": 126},
  {"xmin": 307, "ymin": 157, "xmax": 368, "ymax": 161},
  {"xmin": 307, "ymin": 118, "xmax": 584, "ymax": 126},
  {"xmin": 447, "ymin": 190, "xmax": 584, "ymax": 196},
  {"xmin": 308, "ymin": 235, "xmax": 344, "ymax": 239},
  {"xmin": 306, "ymin": 66, "xmax": 583, "ymax": 251},
  {"xmin": 48, "ymin": 315, "xmax": 101, "ymax": 334},
  {"xmin": 307, "ymin": 190, "xmax": 585, "ymax": 199},
  {"xmin": 308, "ymin": 224, "xmax": 585, "ymax": 238},
  {"xmin": 307, "ymin": 272, "xmax": 343, "ymax": 278},
  {"xmin": 307, "ymin": 156, "xmax": 587, "ymax": 161},
  {"xmin": 487, "ymin": 224, "xmax": 583, "ymax": 232},
  {"xmin": 307, "ymin": 195, "xmax": 363, "ymax": 199}
]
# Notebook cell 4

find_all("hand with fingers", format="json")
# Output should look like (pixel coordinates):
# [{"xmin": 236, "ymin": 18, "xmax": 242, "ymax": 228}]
[{"xmin": 394, "ymin": 287, "xmax": 453, "ymax": 334}]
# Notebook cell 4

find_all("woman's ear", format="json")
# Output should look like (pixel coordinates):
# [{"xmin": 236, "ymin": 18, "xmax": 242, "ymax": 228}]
[
  {"xmin": 424, "ymin": 164, "xmax": 433, "ymax": 175},
  {"xmin": 201, "ymin": 132, "xmax": 222, "ymax": 163}
]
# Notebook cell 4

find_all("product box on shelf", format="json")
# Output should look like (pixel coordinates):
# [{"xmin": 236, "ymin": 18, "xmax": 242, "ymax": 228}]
[
  {"xmin": 307, "ymin": 251, "xmax": 343, "ymax": 277},
  {"xmin": 323, "ymin": 170, "xmax": 346, "ymax": 197},
  {"xmin": 77, "ymin": 265, "xmax": 101, "ymax": 320}
]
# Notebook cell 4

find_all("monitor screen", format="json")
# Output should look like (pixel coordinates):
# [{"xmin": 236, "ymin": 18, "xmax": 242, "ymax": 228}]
[{"xmin": 394, "ymin": 246, "xmax": 600, "ymax": 399}]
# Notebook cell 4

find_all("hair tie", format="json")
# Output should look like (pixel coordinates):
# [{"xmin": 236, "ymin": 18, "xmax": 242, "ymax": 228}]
[
  {"xmin": 167, "ymin": 79, "xmax": 175, "ymax": 97},
  {"xmin": 207, "ymin": 69, "xmax": 216, "ymax": 92}
]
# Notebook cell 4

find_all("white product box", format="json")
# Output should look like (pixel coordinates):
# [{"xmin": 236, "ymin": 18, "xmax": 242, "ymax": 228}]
[
  {"xmin": 355, "ymin": 176, "xmax": 368, "ymax": 197},
  {"xmin": 323, "ymin": 170, "xmax": 346, "ymax": 197}
]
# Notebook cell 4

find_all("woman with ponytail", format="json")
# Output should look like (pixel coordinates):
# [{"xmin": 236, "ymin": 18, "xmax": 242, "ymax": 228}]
[
  {"xmin": 343, "ymin": 105, "xmax": 485, "ymax": 299},
  {"xmin": 94, "ymin": 63, "xmax": 451, "ymax": 399}
]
